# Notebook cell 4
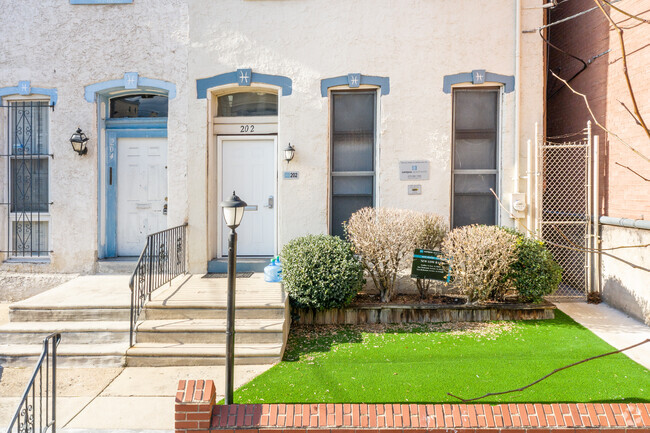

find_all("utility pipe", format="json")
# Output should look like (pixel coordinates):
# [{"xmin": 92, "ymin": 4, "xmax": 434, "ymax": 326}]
[
  {"xmin": 599, "ymin": 216, "xmax": 650, "ymax": 230},
  {"xmin": 526, "ymin": 139, "xmax": 533, "ymax": 236},
  {"xmin": 593, "ymin": 135, "xmax": 601, "ymax": 294},
  {"xmin": 514, "ymin": 0, "xmax": 522, "ymax": 229},
  {"xmin": 534, "ymin": 122, "xmax": 541, "ymax": 234},
  {"xmin": 587, "ymin": 121, "xmax": 592, "ymax": 294}
]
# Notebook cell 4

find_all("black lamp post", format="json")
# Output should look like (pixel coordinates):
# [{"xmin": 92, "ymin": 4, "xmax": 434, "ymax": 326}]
[
  {"xmin": 220, "ymin": 191, "xmax": 247, "ymax": 405},
  {"xmin": 69, "ymin": 128, "xmax": 89, "ymax": 155}
]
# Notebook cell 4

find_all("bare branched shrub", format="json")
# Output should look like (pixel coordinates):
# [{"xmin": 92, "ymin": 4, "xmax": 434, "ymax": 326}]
[
  {"xmin": 442, "ymin": 225, "xmax": 517, "ymax": 304},
  {"xmin": 346, "ymin": 207, "xmax": 423, "ymax": 302},
  {"xmin": 413, "ymin": 213, "xmax": 448, "ymax": 299}
]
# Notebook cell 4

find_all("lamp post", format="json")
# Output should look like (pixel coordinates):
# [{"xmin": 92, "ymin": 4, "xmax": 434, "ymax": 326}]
[{"xmin": 220, "ymin": 191, "xmax": 247, "ymax": 405}]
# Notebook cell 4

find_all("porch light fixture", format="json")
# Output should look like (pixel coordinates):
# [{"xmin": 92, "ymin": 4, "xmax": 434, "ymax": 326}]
[
  {"xmin": 283, "ymin": 143, "xmax": 295, "ymax": 163},
  {"xmin": 69, "ymin": 128, "xmax": 89, "ymax": 155},
  {"xmin": 221, "ymin": 191, "xmax": 247, "ymax": 229},
  {"xmin": 220, "ymin": 190, "xmax": 247, "ymax": 405}
]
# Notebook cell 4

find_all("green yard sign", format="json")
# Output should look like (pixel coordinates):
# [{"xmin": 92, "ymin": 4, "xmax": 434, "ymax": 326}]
[{"xmin": 411, "ymin": 249, "xmax": 452, "ymax": 282}]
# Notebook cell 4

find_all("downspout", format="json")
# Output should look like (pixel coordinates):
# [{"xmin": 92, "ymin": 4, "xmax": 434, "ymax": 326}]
[{"xmin": 514, "ymin": 0, "xmax": 522, "ymax": 229}]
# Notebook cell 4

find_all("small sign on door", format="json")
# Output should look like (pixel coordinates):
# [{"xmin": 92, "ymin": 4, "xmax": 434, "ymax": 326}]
[{"xmin": 283, "ymin": 171, "xmax": 299, "ymax": 180}]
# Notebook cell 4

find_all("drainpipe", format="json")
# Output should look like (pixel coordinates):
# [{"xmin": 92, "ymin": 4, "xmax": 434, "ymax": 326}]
[
  {"xmin": 593, "ymin": 135, "xmax": 601, "ymax": 294},
  {"xmin": 514, "ymin": 0, "xmax": 522, "ymax": 229}
]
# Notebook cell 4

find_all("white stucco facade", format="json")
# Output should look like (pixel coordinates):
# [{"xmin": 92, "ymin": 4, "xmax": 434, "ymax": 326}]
[{"xmin": 0, "ymin": 0, "xmax": 544, "ymax": 274}]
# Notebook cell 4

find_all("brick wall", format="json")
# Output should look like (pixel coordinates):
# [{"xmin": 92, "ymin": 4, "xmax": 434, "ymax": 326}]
[
  {"xmin": 174, "ymin": 380, "xmax": 650, "ymax": 433},
  {"xmin": 547, "ymin": 0, "xmax": 650, "ymax": 219},
  {"xmin": 175, "ymin": 379, "xmax": 216, "ymax": 433}
]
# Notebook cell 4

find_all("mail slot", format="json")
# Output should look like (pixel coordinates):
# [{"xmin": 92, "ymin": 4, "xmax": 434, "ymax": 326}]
[
  {"xmin": 136, "ymin": 203, "xmax": 152, "ymax": 209},
  {"xmin": 245, "ymin": 205, "xmax": 258, "ymax": 211}
]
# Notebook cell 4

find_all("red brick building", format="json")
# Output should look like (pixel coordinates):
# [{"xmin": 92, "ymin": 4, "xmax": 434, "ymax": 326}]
[{"xmin": 547, "ymin": 0, "xmax": 650, "ymax": 323}]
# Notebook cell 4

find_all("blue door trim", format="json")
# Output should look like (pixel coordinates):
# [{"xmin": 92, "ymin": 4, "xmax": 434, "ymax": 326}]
[
  {"xmin": 103, "ymin": 124, "xmax": 168, "ymax": 258},
  {"xmin": 443, "ymin": 70, "xmax": 515, "ymax": 93},
  {"xmin": 196, "ymin": 69, "xmax": 293, "ymax": 98},
  {"xmin": 84, "ymin": 72, "xmax": 176, "ymax": 103},
  {"xmin": 0, "ymin": 81, "xmax": 58, "ymax": 106},
  {"xmin": 320, "ymin": 74, "xmax": 390, "ymax": 97}
]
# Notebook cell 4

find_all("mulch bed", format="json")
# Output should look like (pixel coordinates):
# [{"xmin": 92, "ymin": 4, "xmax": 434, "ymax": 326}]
[{"xmin": 351, "ymin": 293, "xmax": 466, "ymax": 306}]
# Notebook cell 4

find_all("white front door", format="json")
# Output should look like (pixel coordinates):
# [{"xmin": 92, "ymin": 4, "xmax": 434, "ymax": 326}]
[
  {"xmin": 220, "ymin": 137, "xmax": 276, "ymax": 256},
  {"xmin": 116, "ymin": 137, "xmax": 168, "ymax": 256}
]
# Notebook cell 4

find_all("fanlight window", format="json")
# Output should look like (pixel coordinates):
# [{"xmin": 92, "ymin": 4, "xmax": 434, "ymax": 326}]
[
  {"xmin": 217, "ymin": 92, "xmax": 277, "ymax": 117},
  {"xmin": 110, "ymin": 94, "xmax": 168, "ymax": 118}
]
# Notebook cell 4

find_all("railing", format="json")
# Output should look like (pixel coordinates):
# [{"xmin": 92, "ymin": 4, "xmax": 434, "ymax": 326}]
[
  {"xmin": 129, "ymin": 223, "xmax": 188, "ymax": 346},
  {"xmin": 7, "ymin": 333, "xmax": 61, "ymax": 433}
]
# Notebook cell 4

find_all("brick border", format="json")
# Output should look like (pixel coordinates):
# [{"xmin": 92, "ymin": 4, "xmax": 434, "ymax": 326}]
[
  {"xmin": 175, "ymin": 380, "xmax": 217, "ymax": 433},
  {"xmin": 175, "ymin": 381, "xmax": 650, "ymax": 433}
]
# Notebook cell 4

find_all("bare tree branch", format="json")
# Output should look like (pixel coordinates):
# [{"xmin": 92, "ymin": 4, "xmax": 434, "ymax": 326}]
[
  {"xmin": 593, "ymin": 0, "xmax": 650, "ymax": 141},
  {"xmin": 550, "ymin": 71, "xmax": 650, "ymax": 163},
  {"xmin": 618, "ymin": 100, "xmax": 642, "ymax": 126},
  {"xmin": 448, "ymin": 339, "xmax": 650, "ymax": 403},
  {"xmin": 600, "ymin": 0, "xmax": 650, "ymax": 24},
  {"xmin": 615, "ymin": 161, "xmax": 650, "ymax": 182},
  {"xmin": 489, "ymin": 189, "xmax": 650, "ymax": 272}
]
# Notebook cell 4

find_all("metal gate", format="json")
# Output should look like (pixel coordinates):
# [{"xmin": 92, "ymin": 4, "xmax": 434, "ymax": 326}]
[{"xmin": 538, "ymin": 123, "xmax": 592, "ymax": 299}]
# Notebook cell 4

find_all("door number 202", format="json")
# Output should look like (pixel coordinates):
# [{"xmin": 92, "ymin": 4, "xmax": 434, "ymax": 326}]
[{"xmin": 240, "ymin": 124, "xmax": 255, "ymax": 133}]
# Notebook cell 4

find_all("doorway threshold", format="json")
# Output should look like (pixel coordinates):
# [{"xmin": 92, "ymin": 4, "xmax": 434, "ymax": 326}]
[{"xmin": 207, "ymin": 256, "xmax": 271, "ymax": 273}]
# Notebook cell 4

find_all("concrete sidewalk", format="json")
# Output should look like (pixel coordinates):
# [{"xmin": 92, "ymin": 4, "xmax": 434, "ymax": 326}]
[
  {"xmin": 0, "ymin": 365, "xmax": 271, "ymax": 432},
  {"xmin": 555, "ymin": 301, "xmax": 650, "ymax": 370}
]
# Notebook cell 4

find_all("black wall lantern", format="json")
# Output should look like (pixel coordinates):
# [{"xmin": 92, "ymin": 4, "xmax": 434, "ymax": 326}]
[
  {"xmin": 69, "ymin": 128, "xmax": 89, "ymax": 155},
  {"xmin": 283, "ymin": 143, "xmax": 295, "ymax": 163}
]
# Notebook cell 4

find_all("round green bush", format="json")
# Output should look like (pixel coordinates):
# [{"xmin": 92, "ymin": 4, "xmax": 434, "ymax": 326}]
[
  {"xmin": 281, "ymin": 235, "xmax": 364, "ymax": 310},
  {"xmin": 502, "ymin": 228, "xmax": 563, "ymax": 303}
]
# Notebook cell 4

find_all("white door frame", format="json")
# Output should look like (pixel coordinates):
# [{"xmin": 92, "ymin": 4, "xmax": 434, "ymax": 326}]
[{"xmin": 217, "ymin": 135, "xmax": 278, "ymax": 258}]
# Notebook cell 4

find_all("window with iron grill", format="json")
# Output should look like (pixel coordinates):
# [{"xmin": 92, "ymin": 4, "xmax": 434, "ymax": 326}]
[{"xmin": 6, "ymin": 101, "xmax": 50, "ymax": 258}]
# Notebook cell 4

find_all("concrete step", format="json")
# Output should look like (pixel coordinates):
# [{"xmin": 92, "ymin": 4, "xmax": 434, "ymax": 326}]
[
  {"xmin": 0, "ymin": 321, "xmax": 130, "ymax": 345},
  {"xmin": 9, "ymin": 306, "xmax": 131, "ymax": 322},
  {"xmin": 0, "ymin": 343, "xmax": 127, "ymax": 367},
  {"xmin": 96, "ymin": 258, "xmax": 138, "ymax": 275},
  {"xmin": 143, "ymin": 304, "xmax": 285, "ymax": 320},
  {"xmin": 125, "ymin": 342, "xmax": 283, "ymax": 367},
  {"xmin": 134, "ymin": 318, "xmax": 284, "ymax": 344},
  {"xmin": 207, "ymin": 258, "xmax": 270, "ymax": 273}
]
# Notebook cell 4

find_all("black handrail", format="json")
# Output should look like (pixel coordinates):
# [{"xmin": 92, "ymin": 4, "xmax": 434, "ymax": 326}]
[
  {"xmin": 7, "ymin": 333, "xmax": 61, "ymax": 433},
  {"xmin": 129, "ymin": 223, "xmax": 188, "ymax": 347}
]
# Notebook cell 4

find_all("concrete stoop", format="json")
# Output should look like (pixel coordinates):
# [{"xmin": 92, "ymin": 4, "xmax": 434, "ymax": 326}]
[
  {"xmin": 0, "ymin": 273, "xmax": 289, "ymax": 368},
  {"xmin": 126, "ymin": 275, "xmax": 289, "ymax": 366}
]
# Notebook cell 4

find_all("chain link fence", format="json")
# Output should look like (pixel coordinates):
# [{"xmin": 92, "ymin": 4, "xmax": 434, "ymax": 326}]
[{"xmin": 540, "ymin": 140, "xmax": 590, "ymax": 299}]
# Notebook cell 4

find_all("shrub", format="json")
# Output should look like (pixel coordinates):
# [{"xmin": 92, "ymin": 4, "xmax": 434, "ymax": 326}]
[
  {"xmin": 413, "ymin": 213, "xmax": 448, "ymax": 299},
  {"xmin": 442, "ymin": 225, "xmax": 517, "ymax": 303},
  {"xmin": 502, "ymin": 228, "xmax": 563, "ymax": 303},
  {"xmin": 345, "ymin": 207, "xmax": 423, "ymax": 302},
  {"xmin": 281, "ymin": 234, "xmax": 364, "ymax": 310}
]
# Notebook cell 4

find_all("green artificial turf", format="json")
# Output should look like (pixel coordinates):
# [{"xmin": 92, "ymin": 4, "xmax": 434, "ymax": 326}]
[{"xmin": 233, "ymin": 311, "xmax": 649, "ymax": 404}]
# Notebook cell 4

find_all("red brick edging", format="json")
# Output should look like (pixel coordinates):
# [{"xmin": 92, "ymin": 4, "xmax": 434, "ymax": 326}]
[{"xmin": 175, "ymin": 380, "xmax": 650, "ymax": 433}]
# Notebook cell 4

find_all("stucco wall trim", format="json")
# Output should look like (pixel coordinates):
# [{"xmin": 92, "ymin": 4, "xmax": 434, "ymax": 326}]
[
  {"xmin": 196, "ymin": 71, "xmax": 293, "ymax": 99},
  {"xmin": 84, "ymin": 73, "xmax": 177, "ymax": 102},
  {"xmin": 0, "ymin": 81, "xmax": 57, "ymax": 106},
  {"xmin": 443, "ymin": 70, "xmax": 515, "ymax": 93},
  {"xmin": 320, "ymin": 74, "xmax": 390, "ymax": 97}
]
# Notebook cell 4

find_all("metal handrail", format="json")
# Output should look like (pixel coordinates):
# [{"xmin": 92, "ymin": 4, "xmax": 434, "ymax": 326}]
[
  {"xmin": 128, "ymin": 223, "xmax": 188, "ymax": 347},
  {"xmin": 7, "ymin": 333, "xmax": 61, "ymax": 433}
]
